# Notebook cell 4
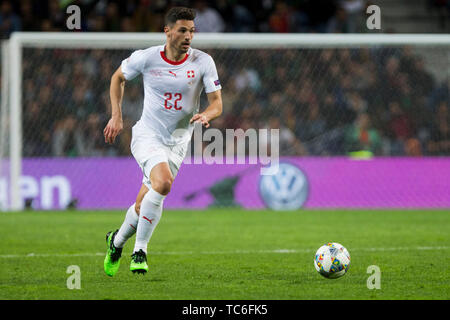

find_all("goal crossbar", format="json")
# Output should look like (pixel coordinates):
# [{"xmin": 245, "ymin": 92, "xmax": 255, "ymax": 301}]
[{"xmin": 10, "ymin": 32, "xmax": 450, "ymax": 49}]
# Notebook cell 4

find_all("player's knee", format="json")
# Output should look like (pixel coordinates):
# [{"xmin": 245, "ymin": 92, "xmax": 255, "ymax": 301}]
[{"xmin": 152, "ymin": 177, "xmax": 173, "ymax": 196}]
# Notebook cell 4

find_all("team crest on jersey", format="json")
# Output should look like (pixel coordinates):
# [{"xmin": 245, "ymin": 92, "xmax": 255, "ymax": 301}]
[{"xmin": 187, "ymin": 70, "xmax": 195, "ymax": 78}]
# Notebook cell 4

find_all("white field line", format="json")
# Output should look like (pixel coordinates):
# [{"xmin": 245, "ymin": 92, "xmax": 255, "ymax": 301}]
[{"xmin": 0, "ymin": 246, "xmax": 448, "ymax": 259}]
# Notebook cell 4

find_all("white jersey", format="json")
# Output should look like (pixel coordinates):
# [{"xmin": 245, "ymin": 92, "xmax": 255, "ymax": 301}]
[{"xmin": 121, "ymin": 44, "xmax": 222, "ymax": 146}]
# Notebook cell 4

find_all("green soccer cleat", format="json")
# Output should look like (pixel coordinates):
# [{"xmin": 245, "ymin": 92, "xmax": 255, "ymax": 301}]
[
  {"xmin": 103, "ymin": 230, "xmax": 122, "ymax": 277},
  {"xmin": 130, "ymin": 250, "xmax": 149, "ymax": 275}
]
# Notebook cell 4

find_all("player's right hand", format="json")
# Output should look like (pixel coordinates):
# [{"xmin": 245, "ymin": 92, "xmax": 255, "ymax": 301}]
[{"xmin": 103, "ymin": 117, "xmax": 123, "ymax": 144}]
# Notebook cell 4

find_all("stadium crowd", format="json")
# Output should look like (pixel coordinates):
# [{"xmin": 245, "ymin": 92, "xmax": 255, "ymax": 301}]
[
  {"xmin": 0, "ymin": 0, "xmax": 375, "ymax": 37},
  {"xmin": 1, "ymin": 0, "xmax": 448, "ymax": 37},
  {"xmin": 21, "ymin": 44, "xmax": 449, "ymax": 158},
  {"xmin": 2, "ymin": 0, "xmax": 448, "ymax": 157}
]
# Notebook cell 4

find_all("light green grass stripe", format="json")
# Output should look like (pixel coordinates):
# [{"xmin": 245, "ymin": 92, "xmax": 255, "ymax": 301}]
[{"xmin": 1, "ymin": 245, "xmax": 448, "ymax": 259}]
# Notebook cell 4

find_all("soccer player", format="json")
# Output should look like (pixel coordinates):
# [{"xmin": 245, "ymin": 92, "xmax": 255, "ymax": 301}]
[{"xmin": 103, "ymin": 7, "xmax": 222, "ymax": 276}]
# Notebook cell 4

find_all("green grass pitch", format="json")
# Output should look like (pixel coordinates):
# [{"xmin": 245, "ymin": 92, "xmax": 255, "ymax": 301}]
[{"xmin": 0, "ymin": 209, "xmax": 449, "ymax": 300}]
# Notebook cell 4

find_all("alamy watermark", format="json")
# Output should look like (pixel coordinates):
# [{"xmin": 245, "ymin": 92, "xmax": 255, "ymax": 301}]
[
  {"xmin": 66, "ymin": 5, "xmax": 81, "ymax": 30},
  {"xmin": 66, "ymin": 265, "xmax": 81, "ymax": 289},
  {"xmin": 179, "ymin": 125, "xmax": 280, "ymax": 175},
  {"xmin": 366, "ymin": 5, "xmax": 381, "ymax": 30},
  {"xmin": 366, "ymin": 265, "xmax": 381, "ymax": 289}
]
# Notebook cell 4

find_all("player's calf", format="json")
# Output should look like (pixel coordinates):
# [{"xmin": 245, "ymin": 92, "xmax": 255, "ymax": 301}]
[{"xmin": 134, "ymin": 184, "xmax": 150, "ymax": 216}]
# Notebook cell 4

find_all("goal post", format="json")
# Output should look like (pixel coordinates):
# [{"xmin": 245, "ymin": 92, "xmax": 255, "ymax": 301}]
[
  {"xmin": 0, "ymin": 40, "xmax": 9, "ymax": 211},
  {"xmin": 3, "ymin": 32, "xmax": 450, "ymax": 211}
]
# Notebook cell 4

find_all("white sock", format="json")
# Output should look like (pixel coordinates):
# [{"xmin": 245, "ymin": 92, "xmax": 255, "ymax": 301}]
[
  {"xmin": 114, "ymin": 203, "xmax": 139, "ymax": 248},
  {"xmin": 133, "ymin": 188, "xmax": 165, "ymax": 254}
]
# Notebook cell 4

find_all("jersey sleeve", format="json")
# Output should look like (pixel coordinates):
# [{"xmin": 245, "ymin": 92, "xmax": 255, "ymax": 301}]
[
  {"xmin": 121, "ymin": 50, "xmax": 146, "ymax": 81},
  {"xmin": 202, "ymin": 55, "xmax": 222, "ymax": 93}
]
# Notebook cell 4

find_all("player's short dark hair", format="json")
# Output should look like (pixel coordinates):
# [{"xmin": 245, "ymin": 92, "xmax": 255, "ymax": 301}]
[{"xmin": 165, "ymin": 7, "xmax": 196, "ymax": 26}]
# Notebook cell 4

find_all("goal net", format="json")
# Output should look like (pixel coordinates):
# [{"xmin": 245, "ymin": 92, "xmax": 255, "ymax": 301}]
[{"xmin": 2, "ymin": 33, "xmax": 449, "ymax": 210}]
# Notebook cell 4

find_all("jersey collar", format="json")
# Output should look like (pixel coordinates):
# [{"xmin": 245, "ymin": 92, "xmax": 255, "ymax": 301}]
[{"xmin": 160, "ymin": 45, "xmax": 190, "ymax": 65}]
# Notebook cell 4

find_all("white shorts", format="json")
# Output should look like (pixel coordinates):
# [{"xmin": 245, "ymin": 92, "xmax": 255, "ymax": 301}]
[{"xmin": 131, "ymin": 121, "xmax": 189, "ymax": 189}]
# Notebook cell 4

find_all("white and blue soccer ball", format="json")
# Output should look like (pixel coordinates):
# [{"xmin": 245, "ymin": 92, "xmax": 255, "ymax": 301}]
[{"xmin": 314, "ymin": 242, "xmax": 351, "ymax": 279}]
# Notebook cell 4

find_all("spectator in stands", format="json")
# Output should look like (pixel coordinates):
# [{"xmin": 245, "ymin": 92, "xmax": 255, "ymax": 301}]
[
  {"xmin": 281, "ymin": 101, "xmax": 296, "ymax": 134},
  {"xmin": 130, "ymin": 0, "xmax": 152, "ymax": 32},
  {"xmin": 120, "ymin": 17, "xmax": 136, "ymax": 32},
  {"xmin": 122, "ymin": 84, "xmax": 143, "ymax": 123},
  {"xmin": 411, "ymin": 57, "xmax": 435, "ymax": 98},
  {"xmin": 229, "ymin": 2, "xmax": 255, "ymax": 32},
  {"xmin": 295, "ymin": 102, "xmax": 328, "ymax": 155},
  {"xmin": 328, "ymin": 6, "xmax": 349, "ymax": 33},
  {"xmin": 193, "ymin": 0, "xmax": 225, "ymax": 32},
  {"xmin": 378, "ymin": 55, "xmax": 402, "ymax": 103},
  {"xmin": 0, "ymin": 0, "xmax": 21, "ymax": 38},
  {"xmin": 23, "ymin": 101, "xmax": 51, "ymax": 157},
  {"xmin": 53, "ymin": 73, "xmax": 72, "ymax": 109},
  {"xmin": 386, "ymin": 100, "xmax": 414, "ymax": 155},
  {"xmin": 344, "ymin": 112, "xmax": 382, "ymax": 155},
  {"xmin": 104, "ymin": 2, "xmax": 121, "ymax": 32},
  {"xmin": 36, "ymin": 84, "xmax": 68, "ymax": 126},
  {"xmin": 268, "ymin": 1, "xmax": 292, "ymax": 33},
  {"xmin": 303, "ymin": 0, "xmax": 338, "ymax": 32},
  {"xmin": 339, "ymin": 0, "xmax": 367, "ymax": 33},
  {"xmin": 232, "ymin": 68, "xmax": 261, "ymax": 93},
  {"xmin": 404, "ymin": 138, "xmax": 423, "ymax": 156},
  {"xmin": 78, "ymin": 113, "xmax": 107, "ymax": 156},
  {"xmin": 19, "ymin": 0, "xmax": 38, "ymax": 31},
  {"xmin": 397, "ymin": 73, "xmax": 414, "ymax": 110},
  {"xmin": 346, "ymin": 91, "xmax": 368, "ymax": 116},
  {"xmin": 52, "ymin": 115, "xmax": 84, "ymax": 157},
  {"xmin": 261, "ymin": 116, "xmax": 307, "ymax": 156},
  {"xmin": 70, "ymin": 85, "xmax": 96, "ymax": 120},
  {"xmin": 428, "ymin": 79, "xmax": 449, "ymax": 110},
  {"xmin": 426, "ymin": 0, "xmax": 450, "ymax": 30},
  {"xmin": 87, "ymin": 11, "xmax": 106, "ymax": 32},
  {"xmin": 427, "ymin": 101, "xmax": 450, "ymax": 155},
  {"xmin": 48, "ymin": 0, "xmax": 66, "ymax": 30}
]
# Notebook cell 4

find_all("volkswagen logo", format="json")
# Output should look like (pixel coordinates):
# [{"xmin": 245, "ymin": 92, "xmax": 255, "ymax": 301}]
[{"xmin": 259, "ymin": 162, "xmax": 309, "ymax": 210}]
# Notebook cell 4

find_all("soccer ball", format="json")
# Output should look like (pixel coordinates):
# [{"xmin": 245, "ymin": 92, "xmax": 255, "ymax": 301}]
[{"xmin": 314, "ymin": 242, "xmax": 351, "ymax": 279}]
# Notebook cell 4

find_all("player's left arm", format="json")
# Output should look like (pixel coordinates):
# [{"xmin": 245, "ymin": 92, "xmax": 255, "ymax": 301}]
[{"xmin": 190, "ymin": 90, "xmax": 222, "ymax": 128}]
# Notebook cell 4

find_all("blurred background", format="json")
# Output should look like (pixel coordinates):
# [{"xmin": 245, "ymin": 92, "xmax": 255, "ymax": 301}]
[
  {"xmin": 0, "ymin": 0, "xmax": 449, "ymax": 36},
  {"xmin": 0, "ymin": 0, "xmax": 449, "ymax": 210}
]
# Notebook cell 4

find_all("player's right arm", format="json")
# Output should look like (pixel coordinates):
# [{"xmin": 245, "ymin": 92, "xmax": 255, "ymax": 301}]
[
  {"xmin": 104, "ymin": 49, "xmax": 146, "ymax": 144},
  {"xmin": 104, "ymin": 66, "xmax": 126, "ymax": 144}
]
